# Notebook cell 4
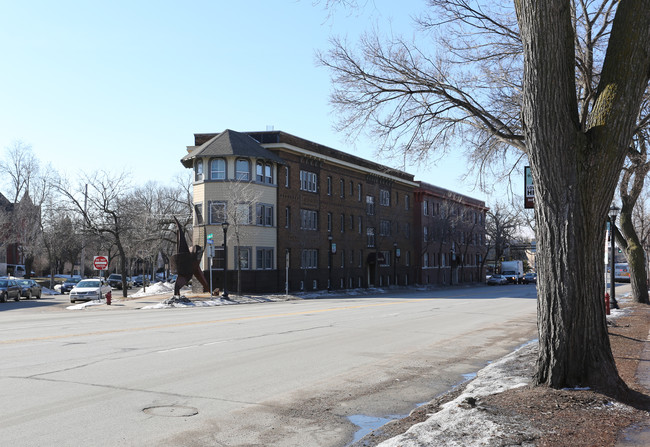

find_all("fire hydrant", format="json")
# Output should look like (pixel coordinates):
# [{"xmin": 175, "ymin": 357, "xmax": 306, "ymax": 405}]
[
  {"xmin": 604, "ymin": 292, "xmax": 610, "ymax": 315},
  {"xmin": 106, "ymin": 290, "xmax": 112, "ymax": 306}
]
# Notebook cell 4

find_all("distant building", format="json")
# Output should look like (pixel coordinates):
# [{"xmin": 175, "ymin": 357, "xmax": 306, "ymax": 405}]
[{"xmin": 182, "ymin": 129, "xmax": 487, "ymax": 293}]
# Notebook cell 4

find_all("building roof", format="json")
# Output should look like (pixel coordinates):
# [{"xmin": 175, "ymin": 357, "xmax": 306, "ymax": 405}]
[{"xmin": 181, "ymin": 129, "xmax": 284, "ymax": 168}]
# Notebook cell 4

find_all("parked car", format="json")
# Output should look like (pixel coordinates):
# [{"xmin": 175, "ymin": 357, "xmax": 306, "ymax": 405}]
[
  {"xmin": 487, "ymin": 274, "xmax": 509, "ymax": 286},
  {"xmin": 0, "ymin": 278, "xmax": 21, "ymax": 302},
  {"xmin": 69, "ymin": 279, "xmax": 112, "ymax": 303},
  {"xmin": 132, "ymin": 275, "xmax": 150, "ymax": 287},
  {"xmin": 107, "ymin": 274, "xmax": 132, "ymax": 290},
  {"xmin": 522, "ymin": 272, "xmax": 537, "ymax": 284},
  {"xmin": 60, "ymin": 277, "xmax": 82, "ymax": 294},
  {"xmin": 17, "ymin": 279, "xmax": 42, "ymax": 299}
]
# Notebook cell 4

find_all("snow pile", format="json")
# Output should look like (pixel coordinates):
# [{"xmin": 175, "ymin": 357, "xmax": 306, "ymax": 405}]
[
  {"xmin": 66, "ymin": 300, "xmax": 104, "ymax": 310},
  {"xmin": 130, "ymin": 281, "xmax": 177, "ymax": 297},
  {"xmin": 378, "ymin": 342, "xmax": 540, "ymax": 447},
  {"xmin": 142, "ymin": 297, "xmax": 236, "ymax": 309}
]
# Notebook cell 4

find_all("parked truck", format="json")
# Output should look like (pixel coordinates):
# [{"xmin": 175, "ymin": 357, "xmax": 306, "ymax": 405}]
[{"xmin": 501, "ymin": 260, "xmax": 524, "ymax": 284}]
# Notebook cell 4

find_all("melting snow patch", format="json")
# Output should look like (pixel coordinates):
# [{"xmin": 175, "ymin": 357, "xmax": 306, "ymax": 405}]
[
  {"xmin": 130, "ymin": 281, "xmax": 177, "ymax": 297},
  {"xmin": 377, "ymin": 342, "xmax": 540, "ymax": 447},
  {"xmin": 141, "ymin": 297, "xmax": 235, "ymax": 309},
  {"xmin": 67, "ymin": 301, "xmax": 104, "ymax": 310}
]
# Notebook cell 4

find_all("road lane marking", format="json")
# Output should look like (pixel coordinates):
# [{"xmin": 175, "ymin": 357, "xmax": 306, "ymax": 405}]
[{"xmin": 1, "ymin": 298, "xmax": 435, "ymax": 345}]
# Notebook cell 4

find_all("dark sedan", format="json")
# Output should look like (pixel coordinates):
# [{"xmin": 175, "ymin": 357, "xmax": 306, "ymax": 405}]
[
  {"xmin": 0, "ymin": 278, "xmax": 21, "ymax": 302},
  {"xmin": 60, "ymin": 277, "xmax": 82, "ymax": 294},
  {"xmin": 17, "ymin": 279, "xmax": 42, "ymax": 299}
]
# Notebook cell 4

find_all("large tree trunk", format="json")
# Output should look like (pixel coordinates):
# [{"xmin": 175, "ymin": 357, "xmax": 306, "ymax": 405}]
[{"xmin": 516, "ymin": 0, "xmax": 650, "ymax": 395}]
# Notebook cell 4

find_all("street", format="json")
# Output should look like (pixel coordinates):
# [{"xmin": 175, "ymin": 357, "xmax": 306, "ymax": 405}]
[{"xmin": 0, "ymin": 285, "xmax": 537, "ymax": 446}]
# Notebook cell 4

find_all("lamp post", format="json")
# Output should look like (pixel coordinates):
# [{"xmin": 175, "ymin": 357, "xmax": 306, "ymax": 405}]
[
  {"xmin": 393, "ymin": 242, "xmax": 398, "ymax": 286},
  {"xmin": 609, "ymin": 205, "xmax": 619, "ymax": 310},
  {"xmin": 328, "ymin": 234, "xmax": 333, "ymax": 292},
  {"xmin": 222, "ymin": 221, "xmax": 230, "ymax": 299}
]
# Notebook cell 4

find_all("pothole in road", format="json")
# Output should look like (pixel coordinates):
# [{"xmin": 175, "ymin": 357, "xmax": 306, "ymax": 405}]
[{"xmin": 143, "ymin": 405, "xmax": 199, "ymax": 417}]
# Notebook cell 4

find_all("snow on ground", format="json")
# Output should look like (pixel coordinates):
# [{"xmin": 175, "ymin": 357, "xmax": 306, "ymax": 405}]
[
  {"xmin": 375, "ymin": 290, "xmax": 635, "ymax": 447},
  {"xmin": 130, "ymin": 281, "xmax": 178, "ymax": 297},
  {"xmin": 66, "ymin": 301, "xmax": 105, "ymax": 310}
]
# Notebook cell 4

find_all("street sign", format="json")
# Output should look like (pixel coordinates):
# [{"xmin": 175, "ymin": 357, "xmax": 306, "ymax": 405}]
[
  {"xmin": 93, "ymin": 256, "xmax": 108, "ymax": 270},
  {"xmin": 524, "ymin": 166, "xmax": 534, "ymax": 209},
  {"xmin": 207, "ymin": 233, "xmax": 213, "ymax": 240},
  {"xmin": 207, "ymin": 233, "xmax": 213, "ymax": 244}
]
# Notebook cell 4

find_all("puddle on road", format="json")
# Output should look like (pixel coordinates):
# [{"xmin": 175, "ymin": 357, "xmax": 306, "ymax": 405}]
[{"xmin": 347, "ymin": 414, "xmax": 401, "ymax": 445}]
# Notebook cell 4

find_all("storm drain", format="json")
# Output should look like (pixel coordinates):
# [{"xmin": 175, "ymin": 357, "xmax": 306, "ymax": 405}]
[{"xmin": 143, "ymin": 405, "xmax": 198, "ymax": 417}]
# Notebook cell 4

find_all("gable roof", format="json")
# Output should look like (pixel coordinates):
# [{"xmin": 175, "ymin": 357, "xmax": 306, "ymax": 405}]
[{"xmin": 181, "ymin": 129, "xmax": 284, "ymax": 168}]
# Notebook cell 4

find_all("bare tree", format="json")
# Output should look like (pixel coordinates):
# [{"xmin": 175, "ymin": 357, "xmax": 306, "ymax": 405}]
[
  {"xmin": 319, "ymin": 0, "xmax": 650, "ymax": 394},
  {"xmin": 56, "ymin": 171, "xmax": 138, "ymax": 297},
  {"xmin": 615, "ymin": 126, "xmax": 650, "ymax": 304}
]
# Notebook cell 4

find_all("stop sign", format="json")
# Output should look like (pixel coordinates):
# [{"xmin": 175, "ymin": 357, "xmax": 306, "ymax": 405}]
[{"xmin": 93, "ymin": 256, "xmax": 109, "ymax": 270}]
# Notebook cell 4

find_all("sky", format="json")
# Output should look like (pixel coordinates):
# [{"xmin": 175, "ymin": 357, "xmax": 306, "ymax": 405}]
[{"xmin": 0, "ymin": 0, "xmax": 495, "ymax": 203}]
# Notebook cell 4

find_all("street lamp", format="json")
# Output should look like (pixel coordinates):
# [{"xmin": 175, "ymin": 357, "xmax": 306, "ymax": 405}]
[
  {"xmin": 328, "ymin": 234, "xmax": 333, "ymax": 292},
  {"xmin": 609, "ymin": 204, "xmax": 619, "ymax": 310},
  {"xmin": 393, "ymin": 242, "xmax": 398, "ymax": 286},
  {"xmin": 222, "ymin": 221, "xmax": 230, "ymax": 299}
]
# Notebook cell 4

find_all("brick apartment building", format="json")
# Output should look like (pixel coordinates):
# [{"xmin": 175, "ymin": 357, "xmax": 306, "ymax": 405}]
[{"xmin": 182, "ymin": 129, "xmax": 486, "ymax": 294}]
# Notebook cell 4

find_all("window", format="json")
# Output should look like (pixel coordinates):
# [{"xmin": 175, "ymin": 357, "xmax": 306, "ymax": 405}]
[
  {"xmin": 327, "ymin": 176, "xmax": 332, "ymax": 195},
  {"xmin": 301, "ymin": 249, "xmax": 318, "ymax": 269},
  {"xmin": 209, "ymin": 201, "xmax": 226, "ymax": 224},
  {"xmin": 285, "ymin": 207, "xmax": 291, "ymax": 228},
  {"xmin": 256, "ymin": 204, "xmax": 274, "ymax": 226},
  {"xmin": 256, "ymin": 248, "xmax": 274, "ymax": 269},
  {"xmin": 380, "ymin": 251, "xmax": 391, "ymax": 267},
  {"xmin": 300, "ymin": 170, "xmax": 318, "ymax": 192},
  {"xmin": 210, "ymin": 158, "xmax": 226, "ymax": 180},
  {"xmin": 366, "ymin": 196, "xmax": 375, "ymax": 215},
  {"xmin": 340, "ymin": 214, "xmax": 345, "ymax": 233},
  {"xmin": 424, "ymin": 253, "xmax": 430, "ymax": 268},
  {"xmin": 358, "ymin": 250, "xmax": 363, "ymax": 267},
  {"xmin": 211, "ymin": 247, "xmax": 225, "ymax": 270},
  {"xmin": 423, "ymin": 226, "xmax": 428, "ymax": 242},
  {"xmin": 406, "ymin": 251, "xmax": 411, "ymax": 267},
  {"xmin": 349, "ymin": 181, "xmax": 354, "ymax": 196},
  {"xmin": 380, "ymin": 220, "xmax": 391, "ymax": 236},
  {"xmin": 256, "ymin": 162, "xmax": 264, "ymax": 182},
  {"xmin": 265, "ymin": 164, "xmax": 273, "ymax": 184},
  {"xmin": 423, "ymin": 201, "xmax": 429, "ymax": 215},
  {"xmin": 236, "ymin": 159, "xmax": 250, "ymax": 180},
  {"xmin": 300, "ymin": 209, "xmax": 318, "ymax": 230},
  {"xmin": 358, "ymin": 183, "xmax": 362, "ymax": 201},
  {"xmin": 349, "ymin": 214, "xmax": 354, "ymax": 230},
  {"xmin": 405, "ymin": 195, "xmax": 410, "ymax": 210},
  {"xmin": 340, "ymin": 179, "xmax": 345, "ymax": 198},
  {"xmin": 341, "ymin": 250, "xmax": 345, "ymax": 268},
  {"xmin": 285, "ymin": 166, "xmax": 290, "ymax": 187},
  {"xmin": 358, "ymin": 216, "xmax": 363, "ymax": 234},
  {"xmin": 236, "ymin": 247, "xmax": 251, "ymax": 270},
  {"xmin": 235, "ymin": 203, "xmax": 252, "ymax": 225},
  {"xmin": 367, "ymin": 227, "xmax": 375, "ymax": 248},
  {"xmin": 194, "ymin": 203, "xmax": 204, "ymax": 225},
  {"xmin": 194, "ymin": 160, "xmax": 203, "ymax": 181},
  {"xmin": 380, "ymin": 189, "xmax": 390, "ymax": 206},
  {"xmin": 327, "ymin": 212, "xmax": 332, "ymax": 232}
]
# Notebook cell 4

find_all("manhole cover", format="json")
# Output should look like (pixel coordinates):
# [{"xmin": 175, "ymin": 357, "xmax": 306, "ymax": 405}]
[{"xmin": 143, "ymin": 405, "xmax": 198, "ymax": 417}]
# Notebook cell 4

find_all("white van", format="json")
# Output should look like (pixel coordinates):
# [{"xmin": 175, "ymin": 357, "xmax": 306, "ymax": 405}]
[{"xmin": 7, "ymin": 264, "xmax": 27, "ymax": 277}]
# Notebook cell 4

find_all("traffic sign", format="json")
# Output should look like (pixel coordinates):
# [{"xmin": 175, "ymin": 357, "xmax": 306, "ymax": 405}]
[
  {"xmin": 207, "ymin": 233, "xmax": 213, "ymax": 240},
  {"xmin": 93, "ymin": 256, "xmax": 109, "ymax": 270}
]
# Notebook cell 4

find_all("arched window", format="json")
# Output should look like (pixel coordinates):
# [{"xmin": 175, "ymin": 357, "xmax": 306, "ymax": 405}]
[
  {"xmin": 194, "ymin": 160, "xmax": 203, "ymax": 181},
  {"xmin": 265, "ymin": 163, "xmax": 273, "ymax": 184},
  {"xmin": 236, "ymin": 159, "xmax": 250, "ymax": 181},
  {"xmin": 210, "ymin": 158, "xmax": 226, "ymax": 180},
  {"xmin": 256, "ymin": 162, "xmax": 264, "ymax": 182}
]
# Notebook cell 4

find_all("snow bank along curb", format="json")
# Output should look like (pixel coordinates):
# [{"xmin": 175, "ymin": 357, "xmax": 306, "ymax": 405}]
[{"xmin": 376, "ymin": 293, "xmax": 634, "ymax": 447}]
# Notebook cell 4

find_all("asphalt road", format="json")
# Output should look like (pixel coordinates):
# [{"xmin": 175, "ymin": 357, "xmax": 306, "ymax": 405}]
[{"xmin": 0, "ymin": 284, "xmax": 538, "ymax": 446}]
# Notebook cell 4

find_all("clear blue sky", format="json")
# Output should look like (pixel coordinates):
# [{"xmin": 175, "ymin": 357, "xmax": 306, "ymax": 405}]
[{"xmin": 0, "ymin": 0, "xmax": 491, "ymax": 202}]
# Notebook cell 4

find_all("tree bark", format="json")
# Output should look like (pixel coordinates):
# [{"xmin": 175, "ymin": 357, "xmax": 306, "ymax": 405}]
[
  {"xmin": 515, "ymin": 0, "xmax": 650, "ymax": 394},
  {"xmin": 617, "ymin": 209, "xmax": 650, "ymax": 304}
]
